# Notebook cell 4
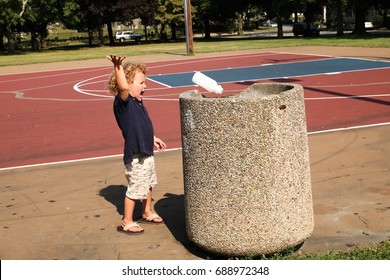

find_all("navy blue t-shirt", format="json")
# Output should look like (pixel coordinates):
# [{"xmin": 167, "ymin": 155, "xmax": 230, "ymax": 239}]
[{"xmin": 113, "ymin": 94, "xmax": 154, "ymax": 164}]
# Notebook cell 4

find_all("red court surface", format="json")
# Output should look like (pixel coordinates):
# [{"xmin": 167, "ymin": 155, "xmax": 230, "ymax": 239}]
[{"xmin": 0, "ymin": 52, "xmax": 389, "ymax": 169}]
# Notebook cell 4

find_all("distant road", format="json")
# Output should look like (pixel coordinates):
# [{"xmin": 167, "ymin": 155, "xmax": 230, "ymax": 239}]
[{"xmin": 226, "ymin": 25, "xmax": 389, "ymax": 38}]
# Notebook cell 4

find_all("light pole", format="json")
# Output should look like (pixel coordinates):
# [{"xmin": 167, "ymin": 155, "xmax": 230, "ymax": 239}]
[{"xmin": 184, "ymin": 0, "xmax": 194, "ymax": 55}]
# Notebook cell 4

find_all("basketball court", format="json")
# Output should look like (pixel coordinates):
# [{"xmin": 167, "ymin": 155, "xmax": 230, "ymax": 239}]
[{"xmin": 0, "ymin": 51, "xmax": 389, "ymax": 169}]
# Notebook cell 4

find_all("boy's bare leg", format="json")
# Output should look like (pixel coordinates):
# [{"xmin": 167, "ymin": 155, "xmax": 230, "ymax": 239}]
[
  {"xmin": 122, "ymin": 197, "xmax": 143, "ymax": 232},
  {"xmin": 142, "ymin": 188, "xmax": 163, "ymax": 222}
]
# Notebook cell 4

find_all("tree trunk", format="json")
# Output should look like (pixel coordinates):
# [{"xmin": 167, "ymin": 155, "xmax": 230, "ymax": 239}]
[
  {"xmin": 107, "ymin": 20, "xmax": 115, "ymax": 45},
  {"xmin": 39, "ymin": 25, "xmax": 48, "ymax": 49},
  {"xmin": 382, "ymin": 9, "xmax": 388, "ymax": 28},
  {"xmin": 237, "ymin": 12, "xmax": 243, "ymax": 35},
  {"xmin": 277, "ymin": 15, "xmax": 283, "ymax": 38},
  {"xmin": 171, "ymin": 23, "xmax": 177, "ymax": 40},
  {"xmin": 94, "ymin": 19, "xmax": 104, "ymax": 46},
  {"xmin": 143, "ymin": 25, "xmax": 148, "ymax": 41},
  {"xmin": 88, "ymin": 30, "xmax": 93, "ymax": 46},
  {"xmin": 97, "ymin": 24, "xmax": 104, "ymax": 46},
  {"xmin": 0, "ymin": 29, "xmax": 5, "ymax": 50},
  {"xmin": 336, "ymin": 0, "xmax": 344, "ymax": 36},
  {"xmin": 160, "ymin": 24, "xmax": 168, "ymax": 41},
  {"xmin": 353, "ymin": 4, "xmax": 366, "ymax": 35},
  {"xmin": 6, "ymin": 25, "xmax": 15, "ymax": 52},
  {"xmin": 31, "ymin": 31, "xmax": 39, "ymax": 51},
  {"xmin": 294, "ymin": 11, "xmax": 298, "ymax": 23},
  {"xmin": 204, "ymin": 18, "xmax": 211, "ymax": 39}
]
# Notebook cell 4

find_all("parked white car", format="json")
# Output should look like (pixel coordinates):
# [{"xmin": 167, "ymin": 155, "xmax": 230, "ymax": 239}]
[
  {"xmin": 365, "ymin": 22, "xmax": 374, "ymax": 30},
  {"xmin": 115, "ymin": 31, "xmax": 143, "ymax": 43}
]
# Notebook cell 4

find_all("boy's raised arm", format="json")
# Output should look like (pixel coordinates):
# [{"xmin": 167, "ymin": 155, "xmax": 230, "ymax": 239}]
[{"xmin": 106, "ymin": 55, "xmax": 129, "ymax": 100}]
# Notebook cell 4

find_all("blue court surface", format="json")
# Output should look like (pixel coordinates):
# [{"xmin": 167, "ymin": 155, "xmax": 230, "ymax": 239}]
[{"xmin": 148, "ymin": 57, "xmax": 390, "ymax": 87}]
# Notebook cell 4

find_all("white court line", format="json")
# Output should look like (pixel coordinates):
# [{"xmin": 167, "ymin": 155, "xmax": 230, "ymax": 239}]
[
  {"xmin": 146, "ymin": 52, "xmax": 287, "ymax": 71},
  {"xmin": 0, "ymin": 149, "xmax": 181, "ymax": 171},
  {"xmin": 147, "ymin": 77, "xmax": 172, "ymax": 88},
  {"xmin": 0, "ymin": 66, "xmax": 110, "ymax": 82},
  {"xmin": 307, "ymin": 81, "xmax": 390, "ymax": 88},
  {"xmin": 73, "ymin": 74, "xmax": 113, "ymax": 98},
  {"xmin": 308, "ymin": 122, "xmax": 390, "ymax": 135},
  {"xmin": 1, "ymin": 122, "xmax": 389, "ymax": 172},
  {"xmin": 305, "ymin": 93, "xmax": 390, "ymax": 101}
]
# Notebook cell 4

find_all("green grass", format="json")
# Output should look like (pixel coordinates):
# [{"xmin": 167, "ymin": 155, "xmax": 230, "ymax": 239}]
[
  {"xmin": 206, "ymin": 240, "xmax": 390, "ymax": 260},
  {"xmin": 1, "ymin": 32, "xmax": 389, "ymax": 67},
  {"xmin": 260, "ymin": 240, "xmax": 390, "ymax": 260}
]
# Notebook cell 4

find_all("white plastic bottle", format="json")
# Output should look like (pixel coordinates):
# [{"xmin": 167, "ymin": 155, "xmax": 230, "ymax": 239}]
[{"xmin": 192, "ymin": 71, "xmax": 223, "ymax": 94}]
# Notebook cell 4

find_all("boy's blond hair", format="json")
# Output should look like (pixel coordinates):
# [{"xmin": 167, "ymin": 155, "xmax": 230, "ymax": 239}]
[{"xmin": 107, "ymin": 62, "xmax": 147, "ymax": 95}]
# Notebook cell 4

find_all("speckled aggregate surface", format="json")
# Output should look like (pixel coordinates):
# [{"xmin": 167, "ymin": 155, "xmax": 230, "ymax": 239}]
[{"xmin": 180, "ymin": 83, "xmax": 314, "ymax": 256}]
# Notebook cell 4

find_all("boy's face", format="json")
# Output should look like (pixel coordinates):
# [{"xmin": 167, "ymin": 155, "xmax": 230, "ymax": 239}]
[{"xmin": 129, "ymin": 71, "xmax": 147, "ymax": 101}]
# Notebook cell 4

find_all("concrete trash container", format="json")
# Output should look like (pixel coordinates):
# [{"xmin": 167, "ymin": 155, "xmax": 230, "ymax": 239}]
[{"xmin": 179, "ymin": 83, "xmax": 314, "ymax": 257}]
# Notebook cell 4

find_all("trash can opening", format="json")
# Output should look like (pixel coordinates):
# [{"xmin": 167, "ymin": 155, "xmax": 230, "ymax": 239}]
[
  {"xmin": 235, "ymin": 83, "xmax": 295, "ymax": 99},
  {"xmin": 182, "ymin": 83, "xmax": 297, "ymax": 100}
]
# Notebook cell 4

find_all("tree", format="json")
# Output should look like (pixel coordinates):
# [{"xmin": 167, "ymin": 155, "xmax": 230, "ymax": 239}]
[
  {"xmin": 335, "ymin": 0, "xmax": 345, "ymax": 36},
  {"xmin": 155, "ymin": 0, "xmax": 187, "ymax": 40},
  {"xmin": 62, "ymin": 0, "xmax": 113, "ymax": 46},
  {"xmin": 372, "ymin": 0, "xmax": 390, "ymax": 28},
  {"xmin": 22, "ymin": 0, "xmax": 63, "ymax": 50},
  {"xmin": 0, "ymin": 0, "xmax": 28, "ymax": 52},
  {"xmin": 62, "ymin": 0, "xmax": 157, "ymax": 45},
  {"xmin": 303, "ymin": 0, "xmax": 323, "ymax": 24},
  {"xmin": 192, "ymin": 0, "xmax": 254, "ymax": 38},
  {"xmin": 291, "ymin": 0, "xmax": 306, "ymax": 22},
  {"xmin": 137, "ymin": 0, "xmax": 158, "ymax": 41},
  {"xmin": 113, "ymin": 0, "xmax": 154, "ymax": 42},
  {"xmin": 259, "ymin": 0, "xmax": 299, "ymax": 38},
  {"xmin": 191, "ymin": 0, "xmax": 214, "ymax": 39},
  {"xmin": 348, "ymin": 0, "xmax": 372, "ymax": 35}
]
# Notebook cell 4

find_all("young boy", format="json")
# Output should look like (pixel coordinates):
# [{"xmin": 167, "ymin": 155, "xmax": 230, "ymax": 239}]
[{"xmin": 107, "ymin": 55, "xmax": 166, "ymax": 235}]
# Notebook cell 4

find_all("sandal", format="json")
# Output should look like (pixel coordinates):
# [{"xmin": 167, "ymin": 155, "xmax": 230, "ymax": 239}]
[
  {"xmin": 138, "ymin": 213, "xmax": 164, "ymax": 224},
  {"xmin": 117, "ymin": 221, "xmax": 144, "ymax": 235}
]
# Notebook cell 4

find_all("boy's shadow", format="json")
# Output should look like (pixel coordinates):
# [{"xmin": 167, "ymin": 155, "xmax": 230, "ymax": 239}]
[
  {"xmin": 98, "ymin": 185, "xmax": 151, "ymax": 220},
  {"xmin": 98, "ymin": 185, "xmax": 128, "ymax": 216},
  {"xmin": 98, "ymin": 185, "xmax": 214, "ymax": 259}
]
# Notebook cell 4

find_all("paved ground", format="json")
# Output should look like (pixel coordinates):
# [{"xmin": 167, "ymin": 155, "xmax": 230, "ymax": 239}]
[{"xmin": 0, "ymin": 46, "xmax": 389, "ymax": 259}]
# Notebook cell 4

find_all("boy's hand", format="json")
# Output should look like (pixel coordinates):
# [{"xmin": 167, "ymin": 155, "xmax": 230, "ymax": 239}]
[
  {"xmin": 106, "ymin": 55, "xmax": 126, "ymax": 68},
  {"xmin": 154, "ymin": 136, "xmax": 167, "ymax": 151}
]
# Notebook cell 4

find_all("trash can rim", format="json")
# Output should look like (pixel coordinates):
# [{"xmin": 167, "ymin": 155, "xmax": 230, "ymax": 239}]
[{"xmin": 180, "ymin": 82, "xmax": 303, "ymax": 101}]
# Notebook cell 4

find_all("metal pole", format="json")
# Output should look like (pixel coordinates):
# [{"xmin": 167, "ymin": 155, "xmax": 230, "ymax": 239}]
[{"xmin": 184, "ymin": 0, "xmax": 194, "ymax": 55}]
